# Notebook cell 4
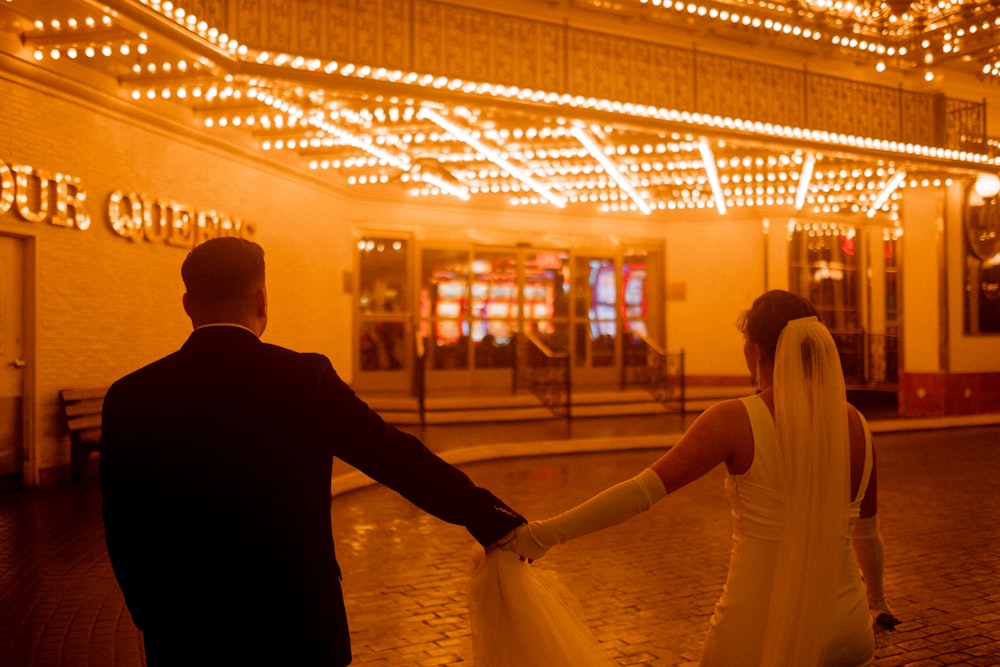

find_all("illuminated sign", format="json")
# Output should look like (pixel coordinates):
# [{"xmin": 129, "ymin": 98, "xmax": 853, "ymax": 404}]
[
  {"xmin": 107, "ymin": 190, "xmax": 256, "ymax": 246},
  {"xmin": 0, "ymin": 158, "xmax": 256, "ymax": 246},
  {"xmin": 0, "ymin": 162, "xmax": 90, "ymax": 230}
]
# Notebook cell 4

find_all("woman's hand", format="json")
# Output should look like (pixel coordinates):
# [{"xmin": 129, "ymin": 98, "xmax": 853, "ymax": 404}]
[
  {"xmin": 498, "ymin": 522, "xmax": 553, "ymax": 561},
  {"xmin": 869, "ymin": 597, "xmax": 900, "ymax": 630}
]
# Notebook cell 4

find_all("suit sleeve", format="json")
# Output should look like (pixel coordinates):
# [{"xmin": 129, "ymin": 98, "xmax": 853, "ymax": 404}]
[
  {"xmin": 313, "ymin": 357, "xmax": 525, "ymax": 546},
  {"xmin": 99, "ymin": 380, "xmax": 153, "ymax": 629}
]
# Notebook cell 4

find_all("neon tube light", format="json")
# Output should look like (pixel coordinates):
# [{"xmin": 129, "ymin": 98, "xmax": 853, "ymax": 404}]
[
  {"xmin": 795, "ymin": 153, "xmax": 816, "ymax": 211},
  {"xmin": 571, "ymin": 124, "xmax": 651, "ymax": 215},
  {"xmin": 698, "ymin": 139, "xmax": 727, "ymax": 215},
  {"xmin": 418, "ymin": 107, "xmax": 567, "ymax": 208},
  {"xmin": 866, "ymin": 169, "xmax": 906, "ymax": 217}
]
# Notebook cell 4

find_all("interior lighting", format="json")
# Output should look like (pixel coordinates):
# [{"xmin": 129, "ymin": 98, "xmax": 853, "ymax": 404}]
[
  {"xmin": 698, "ymin": 140, "xmax": 727, "ymax": 215},
  {"xmin": 867, "ymin": 170, "xmax": 906, "ymax": 218}
]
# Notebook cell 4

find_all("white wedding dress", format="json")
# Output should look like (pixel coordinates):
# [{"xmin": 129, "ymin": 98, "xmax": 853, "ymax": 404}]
[
  {"xmin": 699, "ymin": 394, "xmax": 875, "ymax": 666},
  {"xmin": 467, "ymin": 317, "xmax": 879, "ymax": 667}
]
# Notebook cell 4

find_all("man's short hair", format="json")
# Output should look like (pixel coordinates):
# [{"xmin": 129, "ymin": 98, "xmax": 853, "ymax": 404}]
[{"xmin": 181, "ymin": 237, "xmax": 265, "ymax": 307}]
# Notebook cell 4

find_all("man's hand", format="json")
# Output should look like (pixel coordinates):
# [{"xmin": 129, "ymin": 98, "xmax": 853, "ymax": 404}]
[{"xmin": 497, "ymin": 522, "xmax": 552, "ymax": 561}]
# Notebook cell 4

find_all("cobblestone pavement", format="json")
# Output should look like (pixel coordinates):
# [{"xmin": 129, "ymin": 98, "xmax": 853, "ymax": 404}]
[{"xmin": 1, "ymin": 424, "xmax": 999, "ymax": 666}]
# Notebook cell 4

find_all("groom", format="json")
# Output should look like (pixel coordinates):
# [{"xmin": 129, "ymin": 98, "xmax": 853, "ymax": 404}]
[{"xmin": 100, "ymin": 236, "xmax": 525, "ymax": 666}]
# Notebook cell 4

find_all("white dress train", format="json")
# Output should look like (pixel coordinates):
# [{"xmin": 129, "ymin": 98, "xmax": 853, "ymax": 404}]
[{"xmin": 467, "ymin": 548, "xmax": 617, "ymax": 667}]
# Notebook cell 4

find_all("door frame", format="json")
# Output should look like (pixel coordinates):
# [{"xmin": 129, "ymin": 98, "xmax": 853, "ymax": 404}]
[
  {"xmin": 0, "ymin": 231, "xmax": 36, "ymax": 488},
  {"xmin": 352, "ymin": 232, "xmax": 415, "ymax": 394}
]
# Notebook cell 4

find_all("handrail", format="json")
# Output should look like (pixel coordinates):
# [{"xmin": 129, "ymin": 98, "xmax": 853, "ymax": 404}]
[
  {"xmin": 523, "ymin": 329, "xmax": 564, "ymax": 359},
  {"xmin": 514, "ymin": 331, "xmax": 571, "ymax": 419},
  {"xmin": 633, "ymin": 330, "xmax": 666, "ymax": 358},
  {"xmin": 624, "ymin": 331, "xmax": 686, "ymax": 413},
  {"xmin": 828, "ymin": 331, "xmax": 899, "ymax": 388},
  {"xmin": 412, "ymin": 328, "xmax": 426, "ymax": 426}
]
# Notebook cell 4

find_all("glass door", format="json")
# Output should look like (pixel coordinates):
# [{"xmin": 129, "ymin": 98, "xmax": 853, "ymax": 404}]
[
  {"xmin": 571, "ymin": 247, "xmax": 666, "ymax": 389},
  {"xmin": 573, "ymin": 255, "xmax": 620, "ymax": 386},
  {"xmin": 470, "ymin": 249, "xmax": 519, "ymax": 372},
  {"xmin": 354, "ymin": 235, "xmax": 411, "ymax": 393},
  {"xmin": 521, "ymin": 249, "xmax": 570, "ymax": 355},
  {"xmin": 789, "ymin": 226, "xmax": 899, "ymax": 386},
  {"xmin": 418, "ymin": 245, "xmax": 570, "ymax": 391},
  {"xmin": 420, "ymin": 248, "xmax": 471, "ymax": 388},
  {"xmin": 413, "ymin": 242, "xmax": 662, "ymax": 393}
]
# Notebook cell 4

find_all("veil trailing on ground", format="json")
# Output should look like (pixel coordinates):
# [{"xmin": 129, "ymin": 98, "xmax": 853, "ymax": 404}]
[
  {"xmin": 467, "ymin": 548, "xmax": 617, "ymax": 667},
  {"xmin": 760, "ymin": 315, "xmax": 850, "ymax": 665}
]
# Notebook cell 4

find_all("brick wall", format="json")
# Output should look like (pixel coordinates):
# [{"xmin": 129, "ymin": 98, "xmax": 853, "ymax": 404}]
[{"xmin": 0, "ymin": 76, "xmax": 355, "ymax": 482}]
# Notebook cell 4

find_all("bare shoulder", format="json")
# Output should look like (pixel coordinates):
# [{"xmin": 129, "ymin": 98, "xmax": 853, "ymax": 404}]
[
  {"xmin": 684, "ymin": 397, "xmax": 753, "ymax": 445},
  {"xmin": 652, "ymin": 397, "xmax": 753, "ymax": 492},
  {"xmin": 694, "ymin": 397, "xmax": 751, "ymax": 429}
]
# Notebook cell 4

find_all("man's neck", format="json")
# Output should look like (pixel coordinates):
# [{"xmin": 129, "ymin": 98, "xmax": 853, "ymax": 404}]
[{"xmin": 193, "ymin": 322, "xmax": 260, "ymax": 337}]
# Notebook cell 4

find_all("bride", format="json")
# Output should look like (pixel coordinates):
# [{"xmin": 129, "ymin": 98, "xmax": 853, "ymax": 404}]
[{"xmin": 472, "ymin": 290, "xmax": 898, "ymax": 666}]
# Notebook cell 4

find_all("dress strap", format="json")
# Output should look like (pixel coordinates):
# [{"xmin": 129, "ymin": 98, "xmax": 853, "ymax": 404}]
[
  {"xmin": 854, "ymin": 410, "xmax": 874, "ymax": 504},
  {"xmin": 739, "ymin": 393, "xmax": 771, "ymax": 430}
]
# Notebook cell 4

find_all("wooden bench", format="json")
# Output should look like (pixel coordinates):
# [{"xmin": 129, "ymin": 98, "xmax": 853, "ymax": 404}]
[{"xmin": 59, "ymin": 388, "xmax": 106, "ymax": 482}]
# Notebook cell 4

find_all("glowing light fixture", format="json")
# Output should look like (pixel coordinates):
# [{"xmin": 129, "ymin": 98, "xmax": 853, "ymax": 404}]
[
  {"xmin": 698, "ymin": 139, "xmax": 727, "ymax": 215},
  {"xmin": 571, "ymin": 124, "xmax": 651, "ymax": 214},
  {"xmin": 795, "ymin": 153, "xmax": 816, "ymax": 211},
  {"xmin": 418, "ymin": 107, "xmax": 566, "ymax": 208},
  {"xmin": 411, "ymin": 159, "xmax": 471, "ymax": 200},
  {"xmin": 866, "ymin": 169, "xmax": 906, "ymax": 217},
  {"xmin": 974, "ymin": 173, "xmax": 1000, "ymax": 198}
]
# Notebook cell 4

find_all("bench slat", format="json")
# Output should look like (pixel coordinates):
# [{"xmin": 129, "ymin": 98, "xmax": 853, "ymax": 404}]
[
  {"xmin": 63, "ymin": 399, "xmax": 104, "ymax": 419},
  {"xmin": 60, "ymin": 388, "xmax": 107, "ymax": 402},
  {"xmin": 67, "ymin": 413, "xmax": 102, "ymax": 431},
  {"xmin": 60, "ymin": 387, "xmax": 108, "ymax": 482}
]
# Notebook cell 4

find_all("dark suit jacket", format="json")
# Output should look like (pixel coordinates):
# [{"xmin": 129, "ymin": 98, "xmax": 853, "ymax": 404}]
[{"xmin": 100, "ymin": 326, "xmax": 524, "ymax": 666}]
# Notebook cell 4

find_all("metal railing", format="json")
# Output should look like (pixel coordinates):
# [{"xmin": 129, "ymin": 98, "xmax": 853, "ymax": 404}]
[
  {"xmin": 412, "ymin": 330, "xmax": 427, "ymax": 425},
  {"xmin": 513, "ymin": 331, "xmax": 571, "ymax": 418},
  {"xmin": 267, "ymin": 0, "xmax": 990, "ymax": 156},
  {"xmin": 623, "ymin": 332, "xmax": 687, "ymax": 412},
  {"xmin": 830, "ymin": 332, "xmax": 899, "ymax": 388}
]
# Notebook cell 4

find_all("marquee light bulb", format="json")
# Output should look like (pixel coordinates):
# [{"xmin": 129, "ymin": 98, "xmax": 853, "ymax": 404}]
[{"xmin": 974, "ymin": 174, "xmax": 1000, "ymax": 198}]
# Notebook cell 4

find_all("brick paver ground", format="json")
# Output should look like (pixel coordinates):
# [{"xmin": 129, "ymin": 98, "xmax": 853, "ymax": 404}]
[{"xmin": 1, "ymin": 424, "xmax": 998, "ymax": 666}]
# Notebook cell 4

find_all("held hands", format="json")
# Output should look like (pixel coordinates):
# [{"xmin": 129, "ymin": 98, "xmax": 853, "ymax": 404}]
[
  {"xmin": 498, "ymin": 522, "xmax": 556, "ymax": 561},
  {"xmin": 496, "ymin": 469, "xmax": 667, "ymax": 562}
]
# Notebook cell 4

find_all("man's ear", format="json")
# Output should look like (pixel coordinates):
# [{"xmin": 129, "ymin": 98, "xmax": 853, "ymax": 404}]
[
  {"xmin": 256, "ymin": 287, "xmax": 267, "ymax": 318},
  {"xmin": 182, "ymin": 292, "xmax": 192, "ymax": 318}
]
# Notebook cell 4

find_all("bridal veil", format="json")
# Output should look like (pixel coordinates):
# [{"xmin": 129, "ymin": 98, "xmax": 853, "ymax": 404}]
[{"xmin": 760, "ymin": 315, "xmax": 851, "ymax": 665}]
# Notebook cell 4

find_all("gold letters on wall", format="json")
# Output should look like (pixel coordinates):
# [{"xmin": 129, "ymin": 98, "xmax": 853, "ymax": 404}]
[
  {"xmin": 106, "ymin": 191, "xmax": 255, "ymax": 247},
  {"xmin": 0, "ymin": 162, "xmax": 90, "ymax": 230},
  {"xmin": 0, "ymin": 158, "xmax": 255, "ymax": 247}
]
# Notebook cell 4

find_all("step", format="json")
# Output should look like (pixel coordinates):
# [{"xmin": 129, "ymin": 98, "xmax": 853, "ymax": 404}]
[
  {"xmin": 363, "ymin": 392, "xmax": 542, "ymax": 412},
  {"xmin": 570, "ymin": 401, "xmax": 670, "ymax": 417},
  {"xmin": 362, "ymin": 386, "xmax": 751, "ymax": 425},
  {"xmin": 422, "ymin": 406, "xmax": 556, "ymax": 424}
]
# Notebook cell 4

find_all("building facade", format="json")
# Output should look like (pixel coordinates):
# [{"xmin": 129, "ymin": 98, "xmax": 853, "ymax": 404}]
[{"xmin": 1, "ymin": 0, "xmax": 999, "ymax": 487}]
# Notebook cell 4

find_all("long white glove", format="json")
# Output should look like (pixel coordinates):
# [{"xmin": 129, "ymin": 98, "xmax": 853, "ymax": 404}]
[
  {"xmin": 852, "ymin": 515, "xmax": 900, "ymax": 630},
  {"xmin": 500, "ymin": 468, "xmax": 666, "ymax": 561}
]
